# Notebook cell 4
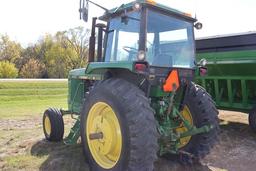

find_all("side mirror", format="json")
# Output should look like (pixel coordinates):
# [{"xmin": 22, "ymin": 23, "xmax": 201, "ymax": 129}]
[
  {"xmin": 83, "ymin": 8, "xmax": 89, "ymax": 22},
  {"xmin": 198, "ymin": 58, "xmax": 207, "ymax": 67},
  {"xmin": 198, "ymin": 58, "xmax": 208, "ymax": 76},
  {"xmin": 194, "ymin": 22, "xmax": 203, "ymax": 30},
  {"xmin": 79, "ymin": 0, "xmax": 89, "ymax": 22}
]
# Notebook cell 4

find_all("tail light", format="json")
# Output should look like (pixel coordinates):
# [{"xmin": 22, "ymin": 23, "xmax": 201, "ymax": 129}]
[
  {"xmin": 199, "ymin": 67, "xmax": 207, "ymax": 76},
  {"xmin": 135, "ymin": 63, "xmax": 147, "ymax": 72}
]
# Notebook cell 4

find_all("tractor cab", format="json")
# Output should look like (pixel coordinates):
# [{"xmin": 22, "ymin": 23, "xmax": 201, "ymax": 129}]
[
  {"xmin": 101, "ymin": 1, "xmax": 197, "ymax": 69},
  {"xmin": 79, "ymin": 0, "xmax": 202, "ymax": 95},
  {"xmin": 85, "ymin": 0, "xmax": 200, "ymax": 71}
]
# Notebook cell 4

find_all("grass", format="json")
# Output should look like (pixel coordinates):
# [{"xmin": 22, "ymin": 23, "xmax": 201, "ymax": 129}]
[
  {"xmin": 0, "ymin": 80, "xmax": 68, "ymax": 119},
  {"xmin": 0, "ymin": 80, "xmax": 233, "ymax": 171},
  {"xmin": 0, "ymin": 79, "xmax": 75, "ymax": 171},
  {"xmin": 5, "ymin": 155, "xmax": 48, "ymax": 170}
]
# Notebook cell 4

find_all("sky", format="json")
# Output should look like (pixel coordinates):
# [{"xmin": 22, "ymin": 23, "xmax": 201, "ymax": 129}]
[{"xmin": 0, "ymin": 0, "xmax": 255, "ymax": 47}]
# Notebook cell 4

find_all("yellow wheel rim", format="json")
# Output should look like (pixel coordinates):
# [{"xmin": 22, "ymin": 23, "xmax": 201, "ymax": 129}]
[
  {"xmin": 176, "ymin": 105, "xmax": 193, "ymax": 148},
  {"xmin": 86, "ymin": 102, "xmax": 122, "ymax": 169},
  {"xmin": 44, "ymin": 115, "xmax": 51, "ymax": 136}
]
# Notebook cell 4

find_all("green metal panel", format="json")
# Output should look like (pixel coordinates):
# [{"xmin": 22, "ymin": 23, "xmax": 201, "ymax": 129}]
[
  {"xmin": 67, "ymin": 62, "xmax": 134, "ymax": 113},
  {"xmin": 68, "ymin": 68, "xmax": 103, "ymax": 114},
  {"xmin": 85, "ymin": 61, "xmax": 134, "ymax": 74},
  {"xmin": 196, "ymin": 48, "xmax": 256, "ymax": 112},
  {"xmin": 196, "ymin": 76, "xmax": 256, "ymax": 112},
  {"xmin": 68, "ymin": 78, "xmax": 84, "ymax": 113},
  {"xmin": 197, "ymin": 50, "xmax": 256, "ymax": 76}
]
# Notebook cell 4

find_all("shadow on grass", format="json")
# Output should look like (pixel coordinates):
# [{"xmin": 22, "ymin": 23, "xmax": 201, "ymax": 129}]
[
  {"xmin": 31, "ymin": 140, "xmax": 89, "ymax": 171},
  {"xmin": 31, "ymin": 118, "xmax": 254, "ymax": 171},
  {"xmin": 30, "ymin": 139, "xmax": 212, "ymax": 171}
]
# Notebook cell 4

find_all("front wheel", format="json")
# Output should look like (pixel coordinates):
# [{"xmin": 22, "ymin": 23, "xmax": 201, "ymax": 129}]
[
  {"xmin": 42, "ymin": 108, "xmax": 64, "ymax": 142},
  {"xmin": 80, "ymin": 78, "xmax": 158, "ymax": 171}
]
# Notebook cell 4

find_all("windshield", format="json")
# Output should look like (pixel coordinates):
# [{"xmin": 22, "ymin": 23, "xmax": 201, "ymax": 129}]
[
  {"xmin": 146, "ymin": 10, "xmax": 195, "ymax": 68},
  {"xmin": 105, "ymin": 12, "xmax": 140, "ymax": 62}
]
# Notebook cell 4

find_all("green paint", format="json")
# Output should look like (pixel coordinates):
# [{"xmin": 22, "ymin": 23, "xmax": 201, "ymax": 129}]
[
  {"xmin": 196, "ymin": 49, "xmax": 256, "ymax": 112},
  {"xmin": 67, "ymin": 61, "xmax": 134, "ymax": 113},
  {"xmin": 64, "ymin": 117, "xmax": 81, "ymax": 145},
  {"xmin": 85, "ymin": 61, "xmax": 134, "ymax": 74},
  {"xmin": 150, "ymin": 86, "xmax": 169, "ymax": 97},
  {"xmin": 197, "ymin": 50, "xmax": 256, "ymax": 76},
  {"xmin": 151, "ymin": 92, "xmax": 213, "ymax": 155},
  {"xmin": 68, "ymin": 78, "xmax": 84, "ymax": 114}
]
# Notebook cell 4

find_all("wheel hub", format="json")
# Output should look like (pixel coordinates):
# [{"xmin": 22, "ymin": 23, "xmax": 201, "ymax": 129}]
[
  {"xmin": 44, "ymin": 116, "xmax": 51, "ymax": 135},
  {"xmin": 86, "ymin": 102, "xmax": 122, "ymax": 169}
]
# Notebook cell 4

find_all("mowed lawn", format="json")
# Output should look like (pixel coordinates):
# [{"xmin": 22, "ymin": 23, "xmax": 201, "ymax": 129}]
[
  {"xmin": 0, "ymin": 80, "xmax": 68, "ymax": 119},
  {"xmin": 0, "ymin": 79, "xmax": 90, "ymax": 171}
]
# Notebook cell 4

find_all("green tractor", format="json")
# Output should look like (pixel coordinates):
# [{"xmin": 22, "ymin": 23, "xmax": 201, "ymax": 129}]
[{"xmin": 42, "ymin": 0, "xmax": 219, "ymax": 170}]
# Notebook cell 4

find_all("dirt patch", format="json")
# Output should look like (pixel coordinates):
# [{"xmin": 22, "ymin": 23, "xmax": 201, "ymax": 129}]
[
  {"xmin": 0, "ymin": 110, "xmax": 256, "ymax": 171},
  {"xmin": 0, "ymin": 118, "xmax": 41, "ymax": 130},
  {"xmin": 202, "ymin": 110, "xmax": 256, "ymax": 171}
]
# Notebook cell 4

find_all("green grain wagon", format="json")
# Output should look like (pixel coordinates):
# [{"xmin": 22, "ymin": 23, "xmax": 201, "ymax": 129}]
[{"xmin": 196, "ymin": 32, "xmax": 256, "ymax": 131}]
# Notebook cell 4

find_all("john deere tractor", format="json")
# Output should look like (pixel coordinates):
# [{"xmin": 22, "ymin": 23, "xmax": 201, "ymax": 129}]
[{"xmin": 42, "ymin": 0, "xmax": 219, "ymax": 170}]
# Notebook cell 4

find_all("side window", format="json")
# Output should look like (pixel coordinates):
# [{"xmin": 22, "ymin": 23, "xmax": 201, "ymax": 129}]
[
  {"xmin": 105, "ymin": 12, "xmax": 140, "ymax": 62},
  {"xmin": 114, "ymin": 31, "xmax": 139, "ymax": 61},
  {"xmin": 146, "ymin": 9, "xmax": 195, "ymax": 68},
  {"xmin": 159, "ymin": 29, "xmax": 188, "ymax": 43}
]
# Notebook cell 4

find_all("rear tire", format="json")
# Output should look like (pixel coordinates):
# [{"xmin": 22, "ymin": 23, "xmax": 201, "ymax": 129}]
[
  {"xmin": 249, "ymin": 107, "xmax": 256, "ymax": 132},
  {"xmin": 177, "ymin": 83, "xmax": 219, "ymax": 164},
  {"xmin": 80, "ymin": 78, "xmax": 158, "ymax": 171},
  {"xmin": 43, "ymin": 108, "xmax": 64, "ymax": 142}
]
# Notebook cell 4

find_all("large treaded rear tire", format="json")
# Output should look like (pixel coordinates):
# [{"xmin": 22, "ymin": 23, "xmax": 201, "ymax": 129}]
[
  {"xmin": 178, "ymin": 82, "xmax": 220, "ymax": 164},
  {"xmin": 80, "ymin": 78, "xmax": 158, "ymax": 171},
  {"xmin": 43, "ymin": 108, "xmax": 64, "ymax": 142}
]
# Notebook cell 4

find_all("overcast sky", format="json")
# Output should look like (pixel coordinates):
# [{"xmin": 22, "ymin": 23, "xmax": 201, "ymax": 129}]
[{"xmin": 0, "ymin": 0, "xmax": 255, "ymax": 46}]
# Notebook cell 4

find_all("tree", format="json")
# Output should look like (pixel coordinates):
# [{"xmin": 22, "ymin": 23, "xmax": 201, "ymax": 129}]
[
  {"xmin": 0, "ymin": 61, "xmax": 18, "ymax": 78},
  {"xmin": 0, "ymin": 35, "xmax": 22, "ymax": 65},
  {"xmin": 19, "ymin": 59, "xmax": 46, "ymax": 78},
  {"xmin": 44, "ymin": 42, "xmax": 70, "ymax": 78},
  {"xmin": 0, "ymin": 27, "xmax": 90, "ymax": 78},
  {"xmin": 36, "ymin": 29, "xmax": 90, "ymax": 78},
  {"xmin": 64, "ymin": 27, "xmax": 90, "ymax": 68}
]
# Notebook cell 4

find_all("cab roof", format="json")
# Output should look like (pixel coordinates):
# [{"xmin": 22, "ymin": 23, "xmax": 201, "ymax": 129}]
[{"xmin": 99, "ymin": 0, "xmax": 196, "ymax": 22}]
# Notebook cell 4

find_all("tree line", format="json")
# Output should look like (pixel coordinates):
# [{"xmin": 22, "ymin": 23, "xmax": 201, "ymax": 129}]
[{"xmin": 0, "ymin": 27, "xmax": 90, "ymax": 78}]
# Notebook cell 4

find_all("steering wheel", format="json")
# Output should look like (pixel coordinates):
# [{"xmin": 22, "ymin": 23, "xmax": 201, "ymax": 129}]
[{"xmin": 123, "ymin": 46, "xmax": 138, "ymax": 54}]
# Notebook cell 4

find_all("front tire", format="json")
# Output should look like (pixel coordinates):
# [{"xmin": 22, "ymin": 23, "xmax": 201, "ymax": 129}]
[
  {"xmin": 43, "ymin": 108, "xmax": 64, "ymax": 142},
  {"xmin": 80, "ymin": 78, "xmax": 158, "ymax": 171}
]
